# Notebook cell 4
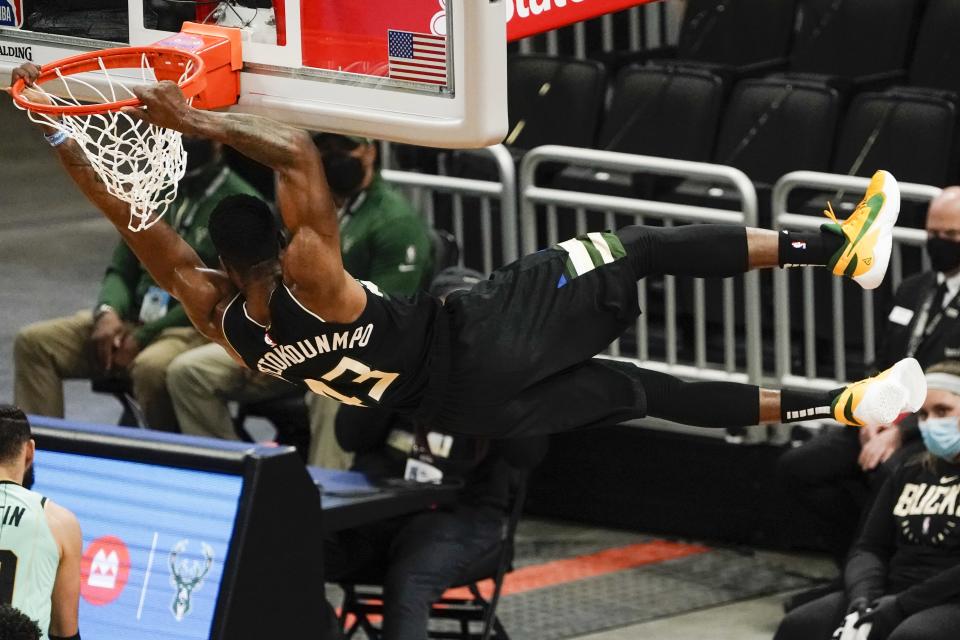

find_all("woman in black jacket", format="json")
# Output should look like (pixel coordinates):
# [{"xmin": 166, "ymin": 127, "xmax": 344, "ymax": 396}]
[{"xmin": 775, "ymin": 360, "xmax": 960, "ymax": 640}]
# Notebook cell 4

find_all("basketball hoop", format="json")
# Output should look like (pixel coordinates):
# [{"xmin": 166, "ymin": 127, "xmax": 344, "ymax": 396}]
[{"xmin": 10, "ymin": 23, "xmax": 242, "ymax": 232}]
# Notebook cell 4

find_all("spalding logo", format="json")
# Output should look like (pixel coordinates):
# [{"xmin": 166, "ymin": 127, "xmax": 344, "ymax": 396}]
[{"xmin": 0, "ymin": 0, "xmax": 23, "ymax": 29}]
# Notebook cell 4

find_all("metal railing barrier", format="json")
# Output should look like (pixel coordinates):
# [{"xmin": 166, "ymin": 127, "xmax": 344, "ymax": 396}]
[
  {"xmin": 519, "ymin": 145, "xmax": 762, "ymax": 385},
  {"xmin": 382, "ymin": 144, "xmax": 518, "ymax": 273}
]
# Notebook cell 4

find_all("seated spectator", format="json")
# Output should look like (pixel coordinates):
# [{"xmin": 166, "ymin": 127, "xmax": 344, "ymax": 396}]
[
  {"xmin": 166, "ymin": 135, "xmax": 433, "ymax": 468},
  {"xmin": 778, "ymin": 187, "xmax": 960, "ymax": 572},
  {"xmin": 326, "ymin": 404, "xmax": 546, "ymax": 639},
  {"xmin": 0, "ymin": 406, "xmax": 82, "ymax": 640},
  {"xmin": 13, "ymin": 139, "xmax": 260, "ymax": 431},
  {"xmin": 0, "ymin": 605, "xmax": 41, "ymax": 640},
  {"xmin": 775, "ymin": 360, "xmax": 960, "ymax": 640}
]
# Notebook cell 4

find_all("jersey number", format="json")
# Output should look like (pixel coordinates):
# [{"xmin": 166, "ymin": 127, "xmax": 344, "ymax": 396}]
[
  {"xmin": 305, "ymin": 356, "xmax": 399, "ymax": 407},
  {"xmin": 0, "ymin": 550, "xmax": 18, "ymax": 604}
]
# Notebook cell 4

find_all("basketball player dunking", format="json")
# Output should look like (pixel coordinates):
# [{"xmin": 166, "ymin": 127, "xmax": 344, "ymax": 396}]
[
  {"xmin": 11, "ymin": 63, "xmax": 926, "ymax": 441},
  {"xmin": 0, "ymin": 406, "xmax": 82, "ymax": 640}
]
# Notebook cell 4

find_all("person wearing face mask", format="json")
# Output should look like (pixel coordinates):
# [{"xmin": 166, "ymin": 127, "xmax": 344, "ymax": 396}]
[
  {"xmin": 775, "ymin": 360, "xmax": 960, "ymax": 640},
  {"xmin": 166, "ymin": 133, "xmax": 433, "ymax": 468},
  {"xmin": 13, "ymin": 138, "xmax": 262, "ymax": 431},
  {"xmin": 778, "ymin": 187, "xmax": 960, "ymax": 600}
]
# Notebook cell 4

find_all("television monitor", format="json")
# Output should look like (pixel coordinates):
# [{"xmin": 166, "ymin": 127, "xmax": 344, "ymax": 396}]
[{"xmin": 28, "ymin": 416, "xmax": 325, "ymax": 639}]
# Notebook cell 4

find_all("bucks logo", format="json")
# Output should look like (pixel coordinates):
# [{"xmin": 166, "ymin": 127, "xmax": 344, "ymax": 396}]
[{"xmin": 168, "ymin": 540, "xmax": 214, "ymax": 621}]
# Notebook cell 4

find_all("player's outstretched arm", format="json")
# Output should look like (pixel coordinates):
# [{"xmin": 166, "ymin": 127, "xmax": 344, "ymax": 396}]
[
  {"xmin": 45, "ymin": 501, "xmax": 81, "ymax": 639},
  {"xmin": 10, "ymin": 64, "xmax": 233, "ymax": 342},
  {"xmin": 126, "ymin": 81, "xmax": 365, "ymax": 320}
]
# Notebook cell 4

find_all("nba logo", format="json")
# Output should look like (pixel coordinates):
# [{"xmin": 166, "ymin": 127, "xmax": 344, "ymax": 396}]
[{"xmin": 0, "ymin": 0, "xmax": 22, "ymax": 28}]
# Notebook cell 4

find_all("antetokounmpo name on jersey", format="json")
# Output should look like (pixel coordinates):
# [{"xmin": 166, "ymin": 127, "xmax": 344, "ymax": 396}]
[{"xmin": 257, "ymin": 323, "xmax": 374, "ymax": 376}]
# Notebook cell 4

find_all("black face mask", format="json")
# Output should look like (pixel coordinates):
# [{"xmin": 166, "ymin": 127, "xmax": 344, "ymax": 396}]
[
  {"xmin": 322, "ymin": 152, "xmax": 366, "ymax": 198},
  {"xmin": 182, "ymin": 137, "xmax": 217, "ymax": 177},
  {"xmin": 927, "ymin": 236, "xmax": 960, "ymax": 274},
  {"xmin": 22, "ymin": 464, "xmax": 34, "ymax": 490}
]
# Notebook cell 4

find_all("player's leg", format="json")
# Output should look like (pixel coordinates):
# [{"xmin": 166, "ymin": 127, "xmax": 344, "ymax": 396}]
[
  {"xmin": 453, "ymin": 357, "xmax": 925, "ymax": 438},
  {"xmin": 615, "ymin": 169, "xmax": 899, "ymax": 289},
  {"xmin": 13, "ymin": 310, "xmax": 96, "ymax": 418}
]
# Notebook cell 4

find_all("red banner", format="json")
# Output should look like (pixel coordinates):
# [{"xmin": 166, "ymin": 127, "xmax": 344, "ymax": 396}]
[
  {"xmin": 506, "ymin": 0, "xmax": 659, "ymax": 41},
  {"xmin": 296, "ymin": 0, "xmax": 660, "ymax": 73}
]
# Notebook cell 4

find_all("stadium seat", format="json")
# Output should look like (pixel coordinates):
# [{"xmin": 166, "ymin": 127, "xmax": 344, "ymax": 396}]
[
  {"xmin": 832, "ymin": 90, "xmax": 957, "ymax": 194},
  {"xmin": 505, "ymin": 54, "xmax": 607, "ymax": 152},
  {"xmin": 673, "ymin": 0, "xmax": 797, "ymax": 69},
  {"xmin": 715, "ymin": 78, "xmax": 840, "ymax": 191},
  {"xmin": 905, "ymin": 0, "xmax": 960, "ymax": 96},
  {"xmin": 552, "ymin": 64, "xmax": 725, "ymax": 198},
  {"xmin": 785, "ymin": 0, "xmax": 922, "ymax": 89},
  {"xmin": 673, "ymin": 77, "xmax": 840, "ymax": 225},
  {"xmin": 607, "ymin": 0, "xmax": 797, "ymax": 80}
]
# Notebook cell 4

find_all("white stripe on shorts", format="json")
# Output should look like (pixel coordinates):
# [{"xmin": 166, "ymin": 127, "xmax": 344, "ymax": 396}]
[{"xmin": 558, "ymin": 238, "xmax": 595, "ymax": 276}]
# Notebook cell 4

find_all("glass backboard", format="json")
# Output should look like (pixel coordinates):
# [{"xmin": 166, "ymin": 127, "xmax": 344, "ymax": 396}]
[{"xmin": 0, "ymin": 0, "xmax": 507, "ymax": 147}]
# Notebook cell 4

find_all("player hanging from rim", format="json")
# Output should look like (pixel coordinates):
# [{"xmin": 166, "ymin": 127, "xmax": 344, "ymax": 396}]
[{"xmin": 10, "ymin": 63, "xmax": 926, "ymax": 441}]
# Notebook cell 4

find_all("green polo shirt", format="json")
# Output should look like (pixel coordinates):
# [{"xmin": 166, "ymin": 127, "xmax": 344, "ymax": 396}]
[{"xmin": 339, "ymin": 174, "xmax": 433, "ymax": 295}]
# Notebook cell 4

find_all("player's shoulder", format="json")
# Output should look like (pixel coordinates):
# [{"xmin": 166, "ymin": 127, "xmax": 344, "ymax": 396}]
[{"xmin": 43, "ymin": 500, "xmax": 81, "ymax": 544}]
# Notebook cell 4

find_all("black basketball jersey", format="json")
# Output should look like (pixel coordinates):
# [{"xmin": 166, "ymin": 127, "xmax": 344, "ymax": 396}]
[{"xmin": 222, "ymin": 280, "xmax": 441, "ymax": 411}]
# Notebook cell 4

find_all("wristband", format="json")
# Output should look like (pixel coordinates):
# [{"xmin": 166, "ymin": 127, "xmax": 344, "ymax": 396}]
[{"xmin": 44, "ymin": 129, "xmax": 71, "ymax": 148}]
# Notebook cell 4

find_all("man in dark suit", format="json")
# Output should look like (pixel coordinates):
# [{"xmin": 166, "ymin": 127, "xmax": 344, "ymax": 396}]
[{"xmin": 779, "ymin": 187, "xmax": 960, "ymax": 574}]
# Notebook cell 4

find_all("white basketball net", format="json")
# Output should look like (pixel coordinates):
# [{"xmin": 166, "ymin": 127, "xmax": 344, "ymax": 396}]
[{"xmin": 17, "ymin": 54, "xmax": 193, "ymax": 232}]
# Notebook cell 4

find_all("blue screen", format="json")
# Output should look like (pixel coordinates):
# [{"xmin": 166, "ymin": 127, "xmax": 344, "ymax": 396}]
[{"xmin": 33, "ymin": 450, "xmax": 243, "ymax": 639}]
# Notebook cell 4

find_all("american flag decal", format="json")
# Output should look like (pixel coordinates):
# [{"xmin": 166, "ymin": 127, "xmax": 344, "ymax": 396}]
[{"xmin": 387, "ymin": 30, "xmax": 447, "ymax": 86}]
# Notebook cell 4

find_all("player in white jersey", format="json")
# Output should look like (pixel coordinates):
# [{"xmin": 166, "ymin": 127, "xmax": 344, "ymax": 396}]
[{"xmin": 0, "ymin": 406, "xmax": 81, "ymax": 640}]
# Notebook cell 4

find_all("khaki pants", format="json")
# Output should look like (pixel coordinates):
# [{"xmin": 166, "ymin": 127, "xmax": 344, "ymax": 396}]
[
  {"xmin": 167, "ymin": 343, "xmax": 354, "ymax": 469},
  {"xmin": 167, "ymin": 342, "xmax": 290, "ymax": 440},
  {"xmin": 306, "ymin": 392, "xmax": 353, "ymax": 470},
  {"xmin": 167, "ymin": 344, "xmax": 353, "ymax": 469},
  {"xmin": 14, "ymin": 310, "xmax": 207, "ymax": 430}
]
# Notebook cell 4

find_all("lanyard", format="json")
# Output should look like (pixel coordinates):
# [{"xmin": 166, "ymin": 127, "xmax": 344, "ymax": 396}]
[{"xmin": 906, "ymin": 283, "xmax": 960, "ymax": 357}]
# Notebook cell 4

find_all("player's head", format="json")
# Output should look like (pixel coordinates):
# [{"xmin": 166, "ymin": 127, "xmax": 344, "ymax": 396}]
[
  {"xmin": 926, "ymin": 185, "xmax": 960, "ymax": 275},
  {"xmin": 209, "ymin": 195, "xmax": 282, "ymax": 285},
  {"xmin": 919, "ymin": 361, "xmax": 960, "ymax": 464},
  {"xmin": 0, "ymin": 406, "xmax": 34, "ymax": 489},
  {"xmin": 0, "ymin": 604, "xmax": 42, "ymax": 640},
  {"xmin": 313, "ymin": 133, "xmax": 377, "ymax": 201}
]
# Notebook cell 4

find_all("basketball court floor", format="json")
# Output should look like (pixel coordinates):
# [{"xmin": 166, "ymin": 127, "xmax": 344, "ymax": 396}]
[{"xmin": 0, "ymin": 98, "xmax": 832, "ymax": 639}]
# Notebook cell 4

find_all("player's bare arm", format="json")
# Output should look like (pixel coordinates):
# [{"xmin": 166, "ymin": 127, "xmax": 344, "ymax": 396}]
[
  {"xmin": 126, "ymin": 81, "xmax": 367, "ymax": 323},
  {"xmin": 44, "ymin": 501, "xmax": 81, "ymax": 639},
  {"xmin": 10, "ymin": 64, "xmax": 233, "ymax": 343}
]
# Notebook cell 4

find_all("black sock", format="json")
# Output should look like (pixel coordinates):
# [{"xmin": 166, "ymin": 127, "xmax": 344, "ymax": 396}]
[
  {"xmin": 628, "ymin": 365, "xmax": 760, "ymax": 428},
  {"xmin": 778, "ymin": 227, "xmax": 845, "ymax": 267},
  {"xmin": 780, "ymin": 388, "xmax": 842, "ymax": 423}
]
